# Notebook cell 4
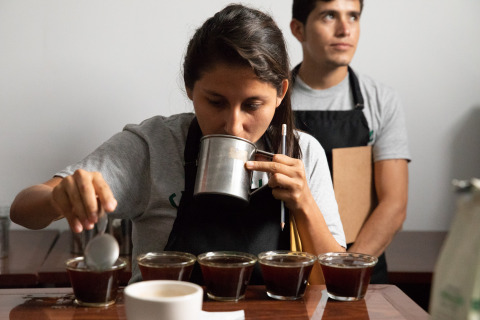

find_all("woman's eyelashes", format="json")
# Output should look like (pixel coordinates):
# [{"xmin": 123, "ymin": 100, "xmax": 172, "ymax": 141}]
[
  {"xmin": 243, "ymin": 100, "xmax": 262, "ymax": 111},
  {"xmin": 206, "ymin": 98, "xmax": 263, "ymax": 111},
  {"xmin": 207, "ymin": 98, "xmax": 225, "ymax": 108}
]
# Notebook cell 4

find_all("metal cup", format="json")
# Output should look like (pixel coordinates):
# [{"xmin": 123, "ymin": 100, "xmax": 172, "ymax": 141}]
[{"xmin": 194, "ymin": 134, "xmax": 273, "ymax": 206}]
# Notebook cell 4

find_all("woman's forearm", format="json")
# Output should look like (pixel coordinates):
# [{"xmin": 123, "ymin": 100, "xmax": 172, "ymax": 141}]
[
  {"xmin": 293, "ymin": 195, "xmax": 345, "ymax": 284},
  {"xmin": 10, "ymin": 179, "xmax": 63, "ymax": 230},
  {"xmin": 294, "ymin": 195, "xmax": 345, "ymax": 253}
]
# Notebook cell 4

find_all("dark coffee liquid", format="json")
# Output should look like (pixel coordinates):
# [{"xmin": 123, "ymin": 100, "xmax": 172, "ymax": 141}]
[
  {"xmin": 138, "ymin": 256, "xmax": 194, "ymax": 281},
  {"xmin": 200, "ymin": 256, "xmax": 254, "ymax": 299},
  {"xmin": 320, "ymin": 259, "xmax": 374, "ymax": 298},
  {"xmin": 260, "ymin": 256, "xmax": 314, "ymax": 298},
  {"xmin": 67, "ymin": 268, "xmax": 120, "ymax": 304}
]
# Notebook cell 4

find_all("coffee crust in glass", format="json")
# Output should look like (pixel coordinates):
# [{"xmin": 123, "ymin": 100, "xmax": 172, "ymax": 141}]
[
  {"xmin": 198, "ymin": 251, "xmax": 257, "ymax": 302},
  {"xmin": 258, "ymin": 250, "xmax": 317, "ymax": 300},
  {"xmin": 318, "ymin": 252, "xmax": 378, "ymax": 301},
  {"xmin": 137, "ymin": 251, "xmax": 196, "ymax": 281},
  {"xmin": 65, "ymin": 256, "xmax": 127, "ymax": 307}
]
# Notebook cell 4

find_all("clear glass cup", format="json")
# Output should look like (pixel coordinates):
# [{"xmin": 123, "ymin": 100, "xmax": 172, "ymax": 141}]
[
  {"xmin": 258, "ymin": 250, "xmax": 317, "ymax": 300},
  {"xmin": 318, "ymin": 252, "xmax": 378, "ymax": 301},
  {"xmin": 137, "ymin": 251, "xmax": 196, "ymax": 281},
  {"xmin": 65, "ymin": 256, "xmax": 127, "ymax": 307},
  {"xmin": 198, "ymin": 251, "xmax": 257, "ymax": 301}
]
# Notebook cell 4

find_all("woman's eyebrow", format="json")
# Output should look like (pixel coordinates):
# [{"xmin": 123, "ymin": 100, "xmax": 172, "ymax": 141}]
[
  {"xmin": 245, "ymin": 95, "xmax": 269, "ymax": 101},
  {"xmin": 202, "ymin": 89, "xmax": 224, "ymax": 97},
  {"xmin": 203, "ymin": 89, "xmax": 269, "ymax": 101}
]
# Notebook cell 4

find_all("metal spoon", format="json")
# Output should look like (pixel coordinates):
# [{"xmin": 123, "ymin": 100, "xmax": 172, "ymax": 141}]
[{"xmin": 84, "ymin": 207, "xmax": 120, "ymax": 270}]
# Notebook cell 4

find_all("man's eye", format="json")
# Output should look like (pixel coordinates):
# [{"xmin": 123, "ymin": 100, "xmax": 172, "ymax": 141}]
[{"xmin": 323, "ymin": 12, "xmax": 335, "ymax": 21}]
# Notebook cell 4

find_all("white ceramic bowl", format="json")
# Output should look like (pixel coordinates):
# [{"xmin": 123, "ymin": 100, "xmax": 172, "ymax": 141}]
[{"xmin": 124, "ymin": 280, "xmax": 203, "ymax": 320}]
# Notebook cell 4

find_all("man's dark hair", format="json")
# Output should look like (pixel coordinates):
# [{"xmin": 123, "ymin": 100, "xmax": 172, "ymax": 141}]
[{"xmin": 292, "ymin": 0, "xmax": 364, "ymax": 24}]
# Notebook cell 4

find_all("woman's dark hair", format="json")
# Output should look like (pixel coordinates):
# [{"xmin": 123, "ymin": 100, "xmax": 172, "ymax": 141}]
[
  {"xmin": 292, "ymin": 0, "xmax": 364, "ymax": 25},
  {"xmin": 183, "ymin": 4, "xmax": 300, "ymax": 158}
]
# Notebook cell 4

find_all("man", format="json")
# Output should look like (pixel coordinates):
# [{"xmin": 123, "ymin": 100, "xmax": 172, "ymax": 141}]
[{"xmin": 290, "ymin": 0, "xmax": 410, "ymax": 283}]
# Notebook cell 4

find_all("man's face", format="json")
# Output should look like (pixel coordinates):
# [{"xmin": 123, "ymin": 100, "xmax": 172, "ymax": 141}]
[{"xmin": 299, "ymin": 0, "xmax": 361, "ymax": 69}]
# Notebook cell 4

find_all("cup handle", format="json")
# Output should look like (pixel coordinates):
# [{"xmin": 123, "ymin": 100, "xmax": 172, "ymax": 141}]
[
  {"xmin": 249, "ymin": 149, "xmax": 275, "ymax": 196},
  {"xmin": 255, "ymin": 149, "xmax": 275, "ymax": 159}
]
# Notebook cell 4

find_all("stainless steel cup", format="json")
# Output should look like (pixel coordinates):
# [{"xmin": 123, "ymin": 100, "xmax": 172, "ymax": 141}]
[{"xmin": 194, "ymin": 134, "xmax": 273, "ymax": 206}]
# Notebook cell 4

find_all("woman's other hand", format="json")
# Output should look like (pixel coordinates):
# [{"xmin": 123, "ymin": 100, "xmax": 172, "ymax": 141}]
[{"xmin": 245, "ymin": 154, "xmax": 313, "ymax": 212}]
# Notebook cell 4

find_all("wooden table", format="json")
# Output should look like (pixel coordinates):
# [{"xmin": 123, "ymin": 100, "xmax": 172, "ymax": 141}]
[
  {"xmin": 0, "ymin": 285, "xmax": 429, "ymax": 319},
  {"xmin": 0, "ymin": 230, "xmax": 59, "ymax": 288},
  {"xmin": 38, "ymin": 231, "xmax": 132, "ymax": 286}
]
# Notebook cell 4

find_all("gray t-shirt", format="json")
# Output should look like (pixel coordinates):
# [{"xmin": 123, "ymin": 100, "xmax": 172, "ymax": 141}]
[
  {"xmin": 291, "ymin": 70, "xmax": 411, "ymax": 162},
  {"xmin": 56, "ymin": 113, "xmax": 346, "ymax": 282}
]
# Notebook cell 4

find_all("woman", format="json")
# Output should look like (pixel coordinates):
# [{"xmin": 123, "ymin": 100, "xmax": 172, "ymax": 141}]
[{"xmin": 10, "ymin": 4, "xmax": 345, "ymax": 284}]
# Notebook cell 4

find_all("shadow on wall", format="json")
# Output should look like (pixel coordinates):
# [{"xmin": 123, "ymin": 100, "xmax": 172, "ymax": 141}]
[{"xmin": 450, "ymin": 106, "xmax": 480, "ymax": 181}]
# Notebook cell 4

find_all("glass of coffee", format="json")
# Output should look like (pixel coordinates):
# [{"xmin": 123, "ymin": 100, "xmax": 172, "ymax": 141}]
[
  {"xmin": 258, "ymin": 250, "xmax": 317, "ymax": 300},
  {"xmin": 197, "ymin": 251, "xmax": 257, "ymax": 301},
  {"xmin": 65, "ymin": 256, "xmax": 127, "ymax": 307},
  {"xmin": 318, "ymin": 252, "xmax": 378, "ymax": 301},
  {"xmin": 137, "ymin": 251, "xmax": 196, "ymax": 281}
]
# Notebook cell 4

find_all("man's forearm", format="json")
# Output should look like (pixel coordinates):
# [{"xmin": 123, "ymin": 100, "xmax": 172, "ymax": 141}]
[
  {"xmin": 347, "ymin": 201, "xmax": 406, "ymax": 257},
  {"xmin": 348, "ymin": 159, "xmax": 408, "ymax": 257}
]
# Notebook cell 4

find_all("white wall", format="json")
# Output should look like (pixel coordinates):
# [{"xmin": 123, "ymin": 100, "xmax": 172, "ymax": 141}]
[{"xmin": 1, "ymin": 0, "xmax": 479, "ymax": 231}]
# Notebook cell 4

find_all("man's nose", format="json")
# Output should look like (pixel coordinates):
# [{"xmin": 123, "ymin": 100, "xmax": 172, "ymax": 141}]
[{"xmin": 336, "ymin": 18, "xmax": 351, "ymax": 37}]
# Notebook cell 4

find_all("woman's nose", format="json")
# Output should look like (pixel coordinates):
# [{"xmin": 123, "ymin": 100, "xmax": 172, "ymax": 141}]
[{"xmin": 223, "ymin": 108, "xmax": 243, "ymax": 137}]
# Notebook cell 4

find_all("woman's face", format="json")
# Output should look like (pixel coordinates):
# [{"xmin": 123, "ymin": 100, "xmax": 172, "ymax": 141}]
[{"xmin": 188, "ymin": 63, "xmax": 288, "ymax": 143}]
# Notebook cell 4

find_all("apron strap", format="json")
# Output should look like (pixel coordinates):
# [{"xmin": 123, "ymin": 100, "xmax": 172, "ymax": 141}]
[
  {"xmin": 348, "ymin": 66, "xmax": 364, "ymax": 110},
  {"xmin": 164, "ymin": 117, "xmax": 201, "ymax": 250},
  {"xmin": 183, "ymin": 117, "xmax": 202, "ymax": 193}
]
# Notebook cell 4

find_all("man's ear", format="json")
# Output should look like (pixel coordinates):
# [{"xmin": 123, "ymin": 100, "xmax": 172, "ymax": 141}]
[{"xmin": 290, "ymin": 19, "xmax": 305, "ymax": 42}]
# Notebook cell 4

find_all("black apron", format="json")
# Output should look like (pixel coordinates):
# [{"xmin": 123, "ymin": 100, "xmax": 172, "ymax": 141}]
[
  {"xmin": 164, "ymin": 118, "xmax": 290, "ymax": 285},
  {"xmin": 293, "ymin": 64, "xmax": 388, "ymax": 284}
]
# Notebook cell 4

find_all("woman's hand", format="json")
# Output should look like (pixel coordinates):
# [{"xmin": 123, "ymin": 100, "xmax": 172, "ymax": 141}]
[
  {"xmin": 245, "ymin": 154, "xmax": 313, "ymax": 212},
  {"xmin": 50, "ymin": 169, "xmax": 117, "ymax": 233}
]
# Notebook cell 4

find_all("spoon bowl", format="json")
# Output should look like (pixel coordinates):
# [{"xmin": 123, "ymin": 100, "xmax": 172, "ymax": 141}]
[
  {"xmin": 84, "ymin": 211, "xmax": 120, "ymax": 270},
  {"xmin": 85, "ymin": 233, "xmax": 120, "ymax": 270}
]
